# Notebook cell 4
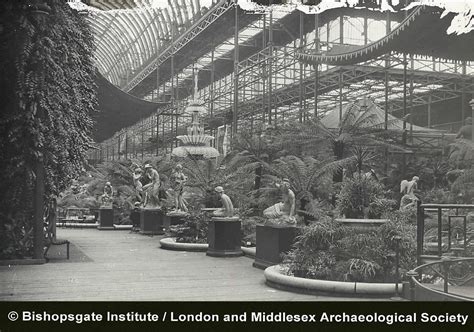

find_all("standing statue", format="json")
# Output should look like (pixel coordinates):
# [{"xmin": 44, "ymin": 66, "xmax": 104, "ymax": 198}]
[
  {"xmin": 170, "ymin": 164, "xmax": 188, "ymax": 213},
  {"xmin": 212, "ymin": 186, "xmax": 235, "ymax": 218},
  {"xmin": 100, "ymin": 182, "xmax": 114, "ymax": 207},
  {"xmin": 263, "ymin": 178, "xmax": 296, "ymax": 225},
  {"xmin": 132, "ymin": 167, "xmax": 144, "ymax": 205},
  {"xmin": 400, "ymin": 176, "xmax": 419, "ymax": 211},
  {"xmin": 142, "ymin": 164, "xmax": 161, "ymax": 209}
]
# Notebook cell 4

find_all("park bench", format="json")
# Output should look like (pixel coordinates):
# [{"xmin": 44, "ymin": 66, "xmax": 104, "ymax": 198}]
[{"xmin": 43, "ymin": 198, "xmax": 70, "ymax": 260}]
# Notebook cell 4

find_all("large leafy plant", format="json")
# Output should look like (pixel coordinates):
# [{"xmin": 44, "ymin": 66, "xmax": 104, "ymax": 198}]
[
  {"xmin": 283, "ymin": 210, "xmax": 416, "ymax": 282},
  {"xmin": 167, "ymin": 211, "xmax": 208, "ymax": 244},
  {"xmin": 448, "ymin": 139, "xmax": 474, "ymax": 203},
  {"xmin": 181, "ymin": 155, "xmax": 256, "ymax": 210},
  {"xmin": 269, "ymin": 101, "xmax": 405, "ymax": 182},
  {"xmin": 336, "ymin": 174, "xmax": 395, "ymax": 219},
  {"xmin": 259, "ymin": 155, "xmax": 347, "ymax": 216}
]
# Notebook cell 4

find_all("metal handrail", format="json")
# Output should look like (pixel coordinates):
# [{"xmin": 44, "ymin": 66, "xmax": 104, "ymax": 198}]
[
  {"xmin": 406, "ymin": 257, "xmax": 474, "ymax": 301},
  {"xmin": 416, "ymin": 202, "xmax": 474, "ymax": 264}
]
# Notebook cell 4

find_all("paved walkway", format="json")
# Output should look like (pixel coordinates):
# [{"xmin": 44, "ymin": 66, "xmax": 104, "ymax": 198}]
[{"xmin": 1, "ymin": 228, "xmax": 394, "ymax": 301}]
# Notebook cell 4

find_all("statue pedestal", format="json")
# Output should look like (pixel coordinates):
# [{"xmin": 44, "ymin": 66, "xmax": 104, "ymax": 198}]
[
  {"xmin": 130, "ymin": 209, "xmax": 141, "ymax": 231},
  {"xmin": 139, "ymin": 208, "xmax": 165, "ymax": 235},
  {"xmin": 163, "ymin": 212, "xmax": 187, "ymax": 230},
  {"xmin": 207, "ymin": 217, "xmax": 243, "ymax": 257},
  {"xmin": 98, "ymin": 207, "xmax": 114, "ymax": 230},
  {"xmin": 253, "ymin": 224, "xmax": 298, "ymax": 269}
]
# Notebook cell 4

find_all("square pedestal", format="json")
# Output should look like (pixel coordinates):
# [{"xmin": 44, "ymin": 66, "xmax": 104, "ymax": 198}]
[
  {"xmin": 207, "ymin": 217, "xmax": 243, "ymax": 257},
  {"xmin": 253, "ymin": 224, "xmax": 298, "ymax": 269},
  {"xmin": 140, "ymin": 209, "xmax": 165, "ymax": 235},
  {"xmin": 130, "ymin": 209, "xmax": 140, "ymax": 231},
  {"xmin": 98, "ymin": 208, "xmax": 114, "ymax": 230},
  {"xmin": 163, "ymin": 214, "xmax": 187, "ymax": 230}
]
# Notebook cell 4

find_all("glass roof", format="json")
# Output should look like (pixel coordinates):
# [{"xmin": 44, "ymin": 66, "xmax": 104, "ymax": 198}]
[{"xmin": 68, "ymin": 0, "xmax": 216, "ymax": 86}]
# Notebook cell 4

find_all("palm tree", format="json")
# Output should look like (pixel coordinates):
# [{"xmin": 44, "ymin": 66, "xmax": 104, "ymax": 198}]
[
  {"xmin": 231, "ymin": 125, "xmax": 282, "ymax": 190},
  {"xmin": 181, "ymin": 154, "xmax": 256, "ymax": 210},
  {"xmin": 449, "ymin": 139, "xmax": 474, "ymax": 169},
  {"xmin": 260, "ymin": 155, "xmax": 351, "ymax": 213},
  {"xmin": 269, "ymin": 101, "xmax": 405, "ymax": 182},
  {"xmin": 449, "ymin": 139, "xmax": 474, "ymax": 202}
]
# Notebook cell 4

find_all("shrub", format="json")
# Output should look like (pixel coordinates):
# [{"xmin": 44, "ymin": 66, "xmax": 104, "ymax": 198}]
[
  {"xmin": 336, "ymin": 175, "xmax": 395, "ymax": 218},
  {"xmin": 241, "ymin": 216, "xmax": 264, "ymax": 246},
  {"xmin": 0, "ymin": 213, "xmax": 34, "ymax": 259},
  {"xmin": 168, "ymin": 211, "xmax": 208, "ymax": 244},
  {"xmin": 283, "ymin": 213, "xmax": 417, "ymax": 283},
  {"xmin": 282, "ymin": 220, "xmax": 345, "ymax": 279},
  {"xmin": 421, "ymin": 188, "xmax": 456, "ymax": 204}
]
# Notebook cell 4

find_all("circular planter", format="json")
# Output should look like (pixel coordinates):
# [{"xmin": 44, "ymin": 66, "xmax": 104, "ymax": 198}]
[
  {"xmin": 160, "ymin": 237, "xmax": 257, "ymax": 257},
  {"xmin": 241, "ymin": 246, "xmax": 256, "ymax": 258},
  {"xmin": 264, "ymin": 265, "xmax": 401, "ymax": 297},
  {"xmin": 336, "ymin": 218, "xmax": 388, "ymax": 233},
  {"xmin": 159, "ymin": 237, "xmax": 208, "ymax": 252}
]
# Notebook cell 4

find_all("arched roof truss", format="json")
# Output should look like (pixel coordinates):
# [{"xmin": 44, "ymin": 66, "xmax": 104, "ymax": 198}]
[{"xmin": 77, "ymin": 0, "xmax": 202, "ymax": 85}]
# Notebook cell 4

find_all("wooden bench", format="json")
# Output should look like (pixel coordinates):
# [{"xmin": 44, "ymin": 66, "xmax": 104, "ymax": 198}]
[{"xmin": 43, "ymin": 198, "xmax": 70, "ymax": 260}]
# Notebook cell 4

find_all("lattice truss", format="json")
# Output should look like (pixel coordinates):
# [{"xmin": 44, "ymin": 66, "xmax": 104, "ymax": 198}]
[{"xmin": 77, "ymin": 0, "xmax": 474, "ymax": 160}]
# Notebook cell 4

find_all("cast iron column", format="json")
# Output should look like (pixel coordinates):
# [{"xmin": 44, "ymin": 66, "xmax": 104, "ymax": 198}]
[{"xmin": 232, "ymin": 0, "xmax": 239, "ymax": 138}]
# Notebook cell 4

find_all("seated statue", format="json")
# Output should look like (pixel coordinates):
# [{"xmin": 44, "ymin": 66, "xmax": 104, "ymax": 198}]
[
  {"xmin": 212, "ymin": 186, "xmax": 235, "ymax": 218},
  {"xmin": 400, "ymin": 176, "xmax": 419, "ymax": 211},
  {"xmin": 100, "ymin": 182, "xmax": 114, "ymax": 207},
  {"xmin": 263, "ymin": 178, "xmax": 296, "ymax": 225}
]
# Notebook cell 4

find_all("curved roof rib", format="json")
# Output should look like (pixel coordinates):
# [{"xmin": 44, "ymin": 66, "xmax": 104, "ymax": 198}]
[{"xmin": 81, "ymin": 0, "xmax": 202, "ymax": 86}]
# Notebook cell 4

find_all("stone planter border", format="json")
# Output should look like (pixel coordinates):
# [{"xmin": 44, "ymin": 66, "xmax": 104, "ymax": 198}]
[
  {"xmin": 336, "ymin": 218, "xmax": 388, "ymax": 231},
  {"xmin": 159, "ymin": 237, "xmax": 208, "ymax": 252},
  {"xmin": 56, "ymin": 222, "xmax": 99, "ymax": 228},
  {"xmin": 160, "ymin": 237, "xmax": 256, "ymax": 257},
  {"xmin": 241, "ymin": 246, "xmax": 256, "ymax": 258},
  {"xmin": 113, "ymin": 224, "xmax": 133, "ymax": 230},
  {"xmin": 264, "ymin": 265, "xmax": 401, "ymax": 297}
]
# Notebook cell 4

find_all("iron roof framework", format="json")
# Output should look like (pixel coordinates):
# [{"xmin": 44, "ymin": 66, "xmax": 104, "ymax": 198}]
[{"xmin": 83, "ymin": 0, "xmax": 474, "ymax": 162}]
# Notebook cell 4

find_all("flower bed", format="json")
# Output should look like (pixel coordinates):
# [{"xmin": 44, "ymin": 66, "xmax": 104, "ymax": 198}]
[{"xmin": 281, "ymin": 211, "xmax": 416, "ymax": 285}]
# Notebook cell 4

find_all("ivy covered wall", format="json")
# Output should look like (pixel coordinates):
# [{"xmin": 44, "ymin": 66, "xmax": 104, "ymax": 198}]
[{"xmin": 0, "ymin": 0, "xmax": 97, "ymax": 259}]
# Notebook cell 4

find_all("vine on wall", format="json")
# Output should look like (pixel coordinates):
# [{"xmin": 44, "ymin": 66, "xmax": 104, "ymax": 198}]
[{"xmin": 0, "ymin": 0, "xmax": 97, "ymax": 259}]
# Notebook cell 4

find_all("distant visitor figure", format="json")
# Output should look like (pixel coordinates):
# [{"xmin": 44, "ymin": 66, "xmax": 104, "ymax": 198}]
[
  {"xmin": 399, "ymin": 176, "xmax": 419, "ymax": 211},
  {"xmin": 142, "ymin": 164, "xmax": 161, "ymax": 209},
  {"xmin": 263, "ymin": 178, "xmax": 296, "ymax": 225},
  {"xmin": 212, "ymin": 186, "xmax": 235, "ymax": 218}
]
